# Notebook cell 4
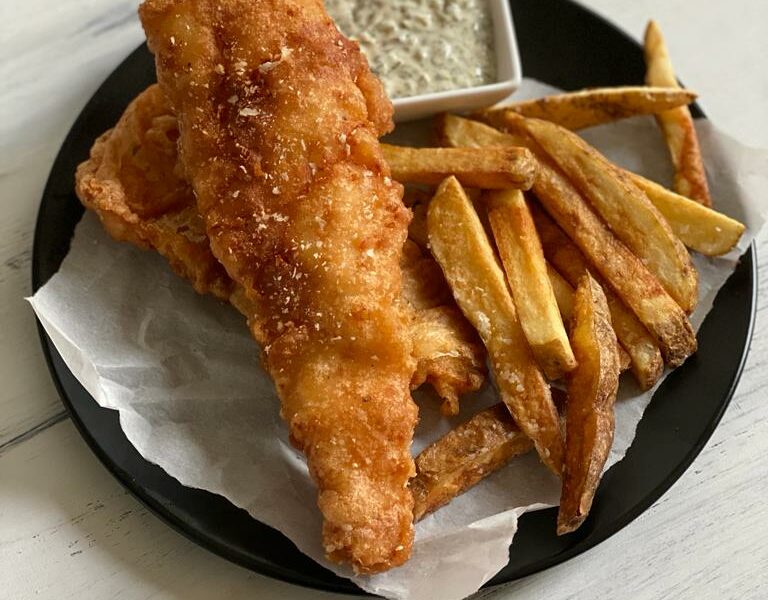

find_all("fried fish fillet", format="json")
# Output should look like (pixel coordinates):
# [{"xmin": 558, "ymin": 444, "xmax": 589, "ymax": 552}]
[
  {"xmin": 400, "ymin": 240, "xmax": 486, "ymax": 415},
  {"xmin": 75, "ymin": 84, "xmax": 486, "ymax": 415},
  {"xmin": 138, "ymin": 0, "xmax": 420, "ymax": 572}
]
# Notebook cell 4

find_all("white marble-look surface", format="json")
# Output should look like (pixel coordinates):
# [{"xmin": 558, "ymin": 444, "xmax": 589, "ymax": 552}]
[{"xmin": 1, "ymin": 1, "xmax": 766, "ymax": 598}]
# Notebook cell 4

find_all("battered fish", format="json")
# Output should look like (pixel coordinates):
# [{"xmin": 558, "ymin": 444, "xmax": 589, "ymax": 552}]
[
  {"xmin": 139, "ymin": 0, "xmax": 417, "ymax": 572},
  {"xmin": 75, "ymin": 84, "xmax": 486, "ymax": 415}
]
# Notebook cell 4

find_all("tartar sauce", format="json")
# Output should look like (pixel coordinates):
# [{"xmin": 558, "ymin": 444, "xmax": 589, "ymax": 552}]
[{"xmin": 326, "ymin": 0, "xmax": 497, "ymax": 99}]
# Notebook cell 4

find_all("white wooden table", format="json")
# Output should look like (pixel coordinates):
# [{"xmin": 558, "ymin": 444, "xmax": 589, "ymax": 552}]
[{"xmin": 2, "ymin": 1, "xmax": 767, "ymax": 598}]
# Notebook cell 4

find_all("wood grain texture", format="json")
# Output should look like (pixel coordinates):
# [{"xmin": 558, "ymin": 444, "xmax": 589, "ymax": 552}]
[
  {"xmin": 0, "ymin": 0, "xmax": 767, "ymax": 598},
  {"xmin": 0, "ymin": 0, "xmax": 144, "ymax": 447},
  {"xmin": 0, "ymin": 420, "xmax": 331, "ymax": 600}
]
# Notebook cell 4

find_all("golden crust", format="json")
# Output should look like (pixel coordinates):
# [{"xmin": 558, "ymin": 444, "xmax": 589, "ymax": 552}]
[
  {"xmin": 435, "ymin": 115, "xmax": 696, "ymax": 367},
  {"xmin": 75, "ymin": 85, "xmax": 235, "ymax": 301},
  {"xmin": 76, "ymin": 85, "xmax": 486, "ymax": 423},
  {"xmin": 644, "ymin": 20, "xmax": 711, "ymax": 206},
  {"xmin": 140, "ymin": 0, "xmax": 415, "ymax": 573},
  {"xmin": 558, "ymin": 274, "xmax": 620, "ymax": 534},
  {"xmin": 427, "ymin": 177, "xmax": 564, "ymax": 475},
  {"xmin": 400, "ymin": 241, "xmax": 487, "ymax": 415},
  {"xmin": 477, "ymin": 86, "xmax": 698, "ymax": 131},
  {"xmin": 411, "ymin": 403, "xmax": 533, "ymax": 521}
]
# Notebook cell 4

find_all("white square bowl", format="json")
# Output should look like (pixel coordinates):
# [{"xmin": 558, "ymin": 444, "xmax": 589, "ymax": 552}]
[{"xmin": 392, "ymin": 0, "xmax": 521, "ymax": 122}]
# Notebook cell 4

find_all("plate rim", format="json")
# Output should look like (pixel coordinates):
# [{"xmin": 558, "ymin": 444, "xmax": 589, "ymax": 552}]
[{"xmin": 30, "ymin": 0, "xmax": 758, "ymax": 595}]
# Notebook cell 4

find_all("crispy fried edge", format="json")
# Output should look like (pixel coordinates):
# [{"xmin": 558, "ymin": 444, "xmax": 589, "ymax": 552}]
[
  {"xmin": 558, "ymin": 274, "xmax": 620, "ymax": 534},
  {"xmin": 485, "ymin": 189, "xmax": 576, "ymax": 380},
  {"xmin": 427, "ymin": 176, "xmax": 564, "ymax": 475},
  {"xmin": 476, "ymin": 86, "xmax": 697, "ymax": 131},
  {"xmin": 644, "ymin": 20, "xmax": 711, "ymax": 206}
]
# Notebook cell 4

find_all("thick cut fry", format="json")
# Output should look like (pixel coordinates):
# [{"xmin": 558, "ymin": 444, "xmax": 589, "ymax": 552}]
[
  {"xmin": 436, "ymin": 115, "xmax": 696, "ymax": 367},
  {"xmin": 427, "ymin": 176, "xmax": 564, "ymax": 474},
  {"xmin": 547, "ymin": 263, "xmax": 575, "ymax": 321},
  {"xmin": 477, "ymin": 86, "xmax": 697, "ymax": 131},
  {"xmin": 628, "ymin": 172, "xmax": 744, "ymax": 255},
  {"xmin": 486, "ymin": 189, "xmax": 576, "ymax": 380},
  {"xmin": 533, "ymin": 206, "xmax": 664, "ymax": 388},
  {"xmin": 644, "ymin": 20, "xmax": 711, "ymax": 206},
  {"xmin": 382, "ymin": 144, "xmax": 535, "ymax": 190},
  {"xmin": 435, "ymin": 112, "xmax": 514, "ymax": 148},
  {"xmin": 411, "ymin": 403, "xmax": 533, "ymax": 521},
  {"xmin": 438, "ymin": 115, "xmax": 733, "ymax": 255},
  {"xmin": 517, "ymin": 117, "xmax": 698, "ymax": 314},
  {"xmin": 412, "ymin": 388, "xmax": 568, "ymax": 520},
  {"xmin": 558, "ymin": 274, "xmax": 620, "ymax": 535},
  {"xmin": 546, "ymin": 264, "xmax": 631, "ymax": 373}
]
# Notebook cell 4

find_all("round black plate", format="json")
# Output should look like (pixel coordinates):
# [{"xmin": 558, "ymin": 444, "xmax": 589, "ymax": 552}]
[{"xmin": 33, "ymin": 0, "xmax": 756, "ymax": 594}]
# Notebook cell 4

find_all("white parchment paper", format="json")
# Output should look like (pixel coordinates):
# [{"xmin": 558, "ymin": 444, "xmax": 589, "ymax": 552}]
[{"xmin": 28, "ymin": 80, "xmax": 768, "ymax": 600}]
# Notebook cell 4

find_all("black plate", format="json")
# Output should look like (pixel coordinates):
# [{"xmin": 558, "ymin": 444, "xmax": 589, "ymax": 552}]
[{"xmin": 32, "ymin": 0, "xmax": 756, "ymax": 594}]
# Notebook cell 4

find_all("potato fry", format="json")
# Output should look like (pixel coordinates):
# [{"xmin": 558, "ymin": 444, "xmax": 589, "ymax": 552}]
[
  {"xmin": 436, "ymin": 117, "xmax": 735, "ymax": 256},
  {"xmin": 644, "ymin": 20, "xmax": 711, "ymax": 206},
  {"xmin": 517, "ymin": 117, "xmax": 699, "ymax": 314},
  {"xmin": 427, "ymin": 176, "xmax": 564, "ymax": 474},
  {"xmin": 382, "ymin": 144, "xmax": 535, "ymax": 189},
  {"xmin": 547, "ymin": 263, "xmax": 575, "ymax": 321},
  {"xmin": 435, "ymin": 112, "xmax": 516, "ymax": 148},
  {"xmin": 533, "ymin": 206, "xmax": 664, "ymax": 388},
  {"xmin": 486, "ymin": 189, "xmax": 576, "ymax": 380},
  {"xmin": 476, "ymin": 86, "xmax": 697, "ymax": 131},
  {"xmin": 546, "ymin": 264, "xmax": 631, "ymax": 374},
  {"xmin": 628, "ymin": 172, "xmax": 744, "ymax": 255},
  {"xmin": 411, "ymin": 403, "xmax": 533, "ymax": 520},
  {"xmin": 558, "ymin": 274, "xmax": 621, "ymax": 535},
  {"xmin": 436, "ymin": 115, "xmax": 696, "ymax": 367},
  {"xmin": 412, "ymin": 388, "xmax": 568, "ymax": 520}
]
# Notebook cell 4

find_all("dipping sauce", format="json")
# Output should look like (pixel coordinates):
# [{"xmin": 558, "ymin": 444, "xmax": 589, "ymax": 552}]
[{"xmin": 326, "ymin": 0, "xmax": 497, "ymax": 99}]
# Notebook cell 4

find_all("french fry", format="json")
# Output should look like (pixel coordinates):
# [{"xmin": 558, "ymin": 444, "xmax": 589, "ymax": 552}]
[
  {"xmin": 547, "ymin": 263, "xmax": 575, "ymax": 321},
  {"xmin": 381, "ymin": 144, "xmax": 536, "ymax": 190},
  {"xmin": 427, "ymin": 176, "xmax": 564, "ymax": 474},
  {"xmin": 558, "ymin": 274, "xmax": 621, "ymax": 535},
  {"xmin": 546, "ymin": 264, "xmax": 631, "ymax": 374},
  {"xmin": 533, "ymin": 206, "xmax": 664, "ymax": 389},
  {"xmin": 436, "ymin": 115, "xmax": 696, "ymax": 367},
  {"xmin": 412, "ymin": 388, "xmax": 568, "ymax": 520},
  {"xmin": 628, "ymin": 172, "xmax": 744, "ymax": 255},
  {"xmin": 644, "ymin": 20, "xmax": 711, "ymax": 206},
  {"xmin": 411, "ymin": 403, "xmax": 533, "ymax": 520},
  {"xmin": 486, "ymin": 189, "xmax": 576, "ymax": 380},
  {"xmin": 435, "ymin": 112, "xmax": 515, "ymax": 148},
  {"xmin": 516, "ymin": 117, "xmax": 699, "ymax": 314},
  {"xmin": 476, "ymin": 86, "xmax": 697, "ymax": 131},
  {"xmin": 436, "ymin": 116, "xmax": 736, "ymax": 256}
]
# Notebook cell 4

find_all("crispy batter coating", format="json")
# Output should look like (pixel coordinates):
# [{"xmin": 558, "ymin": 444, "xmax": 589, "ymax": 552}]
[
  {"xmin": 400, "ymin": 241, "xmax": 487, "ymax": 415},
  {"xmin": 76, "ymin": 84, "xmax": 486, "ymax": 418},
  {"xmin": 76, "ymin": 85, "xmax": 235, "ymax": 301},
  {"xmin": 139, "ymin": 0, "xmax": 417, "ymax": 572}
]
